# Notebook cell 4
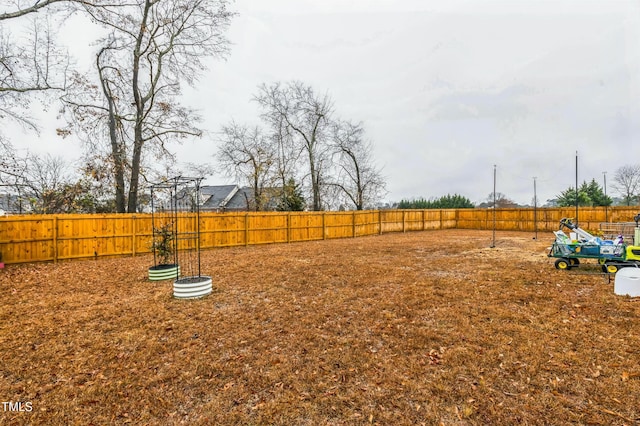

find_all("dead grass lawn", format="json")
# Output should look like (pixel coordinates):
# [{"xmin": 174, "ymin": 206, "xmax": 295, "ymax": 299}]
[{"xmin": 1, "ymin": 230, "xmax": 639, "ymax": 425}]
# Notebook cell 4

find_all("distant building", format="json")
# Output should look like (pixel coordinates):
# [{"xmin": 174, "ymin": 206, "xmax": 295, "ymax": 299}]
[
  {"xmin": 0, "ymin": 194, "xmax": 24, "ymax": 214},
  {"xmin": 200, "ymin": 185, "xmax": 241, "ymax": 212},
  {"xmin": 199, "ymin": 185, "xmax": 282, "ymax": 212}
]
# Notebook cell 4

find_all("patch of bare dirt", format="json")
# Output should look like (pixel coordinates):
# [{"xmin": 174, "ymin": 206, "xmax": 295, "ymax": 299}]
[{"xmin": 0, "ymin": 229, "xmax": 639, "ymax": 425}]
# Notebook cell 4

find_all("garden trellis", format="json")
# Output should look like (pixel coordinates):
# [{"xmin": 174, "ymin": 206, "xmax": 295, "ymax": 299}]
[{"xmin": 150, "ymin": 176, "xmax": 212, "ymax": 298}]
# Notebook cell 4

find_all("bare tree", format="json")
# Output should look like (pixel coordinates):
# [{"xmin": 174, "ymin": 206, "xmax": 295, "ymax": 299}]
[
  {"xmin": 59, "ymin": 58, "xmax": 126, "ymax": 211},
  {"xmin": 270, "ymin": 115, "xmax": 302, "ymax": 193},
  {"xmin": 613, "ymin": 164, "xmax": 640, "ymax": 206},
  {"xmin": 485, "ymin": 192, "xmax": 518, "ymax": 208},
  {"xmin": 24, "ymin": 153, "xmax": 71, "ymax": 213},
  {"xmin": 0, "ymin": 140, "xmax": 29, "ymax": 211},
  {"xmin": 218, "ymin": 122, "xmax": 276, "ymax": 211},
  {"xmin": 61, "ymin": 40, "xmax": 130, "ymax": 211},
  {"xmin": 61, "ymin": 0, "xmax": 234, "ymax": 212},
  {"xmin": 0, "ymin": 18, "xmax": 69, "ymax": 139},
  {"xmin": 254, "ymin": 81, "xmax": 333, "ymax": 211},
  {"xmin": 180, "ymin": 162, "xmax": 216, "ymax": 180},
  {"xmin": 329, "ymin": 120, "xmax": 386, "ymax": 210},
  {"xmin": 100, "ymin": 43, "xmax": 131, "ymax": 212},
  {"xmin": 0, "ymin": 147, "xmax": 96, "ymax": 213},
  {"xmin": 0, "ymin": 0, "xmax": 98, "ymax": 20}
]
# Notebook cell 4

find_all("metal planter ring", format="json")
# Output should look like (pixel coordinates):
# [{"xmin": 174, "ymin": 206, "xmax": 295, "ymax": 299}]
[
  {"xmin": 173, "ymin": 276, "xmax": 213, "ymax": 299},
  {"xmin": 148, "ymin": 264, "xmax": 180, "ymax": 281}
]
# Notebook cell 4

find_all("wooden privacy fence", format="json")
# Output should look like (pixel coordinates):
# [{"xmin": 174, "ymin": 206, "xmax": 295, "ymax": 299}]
[{"xmin": 0, "ymin": 206, "xmax": 639, "ymax": 265}]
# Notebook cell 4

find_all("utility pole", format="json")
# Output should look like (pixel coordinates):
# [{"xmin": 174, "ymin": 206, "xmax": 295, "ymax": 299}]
[
  {"xmin": 575, "ymin": 151, "xmax": 578, "ymax": 226},
  {"xmin": 491, "ymin": 164, "xmax": 496, "ymax": 248},
  {"xmin": 533, "ymin": 177, "xmax": 538, "ymax": 240},
  {"xmin": 603, "ymin": 171, "xmax": 608, "ymax": 222}
]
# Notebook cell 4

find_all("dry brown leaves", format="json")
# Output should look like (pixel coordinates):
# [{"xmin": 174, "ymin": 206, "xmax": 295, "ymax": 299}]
[{"xmin": 1, "ymin": 230, "xmax": 639, "ymax": 425}]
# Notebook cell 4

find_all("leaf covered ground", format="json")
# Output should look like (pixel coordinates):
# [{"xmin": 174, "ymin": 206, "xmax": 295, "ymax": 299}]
[{"xmin": 1, "ymin": 230, "xmax": 639, "ymax": 425}]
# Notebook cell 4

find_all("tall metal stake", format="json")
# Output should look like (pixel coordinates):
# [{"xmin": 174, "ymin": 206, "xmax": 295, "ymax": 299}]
[
  {"xmin": 575, "ymin": 151, "xmax": 579, "ymax": 226},
  {"xmin": 491, "ymin": 164, "xmax": 496, "ymax": 248},
  {"xmin": 603, "ymin": 171, "xmax": 608, "ymax": 222},
  {"xmin": 533, "ymin": 177, "xmax": 538, "ymax": 240}
]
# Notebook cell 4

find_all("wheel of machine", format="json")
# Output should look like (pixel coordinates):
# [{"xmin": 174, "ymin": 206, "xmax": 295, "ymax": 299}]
[
  {"xmin": 555, "ymin": 258, "xmax": 571, "ymax": 270},
  {"xmin": 569, "ymin": 258, "xmax": 580, "ymax": 266},
  {"xmin": 604, "ymin": 263, "xmax": 619, "ymax": 274}
]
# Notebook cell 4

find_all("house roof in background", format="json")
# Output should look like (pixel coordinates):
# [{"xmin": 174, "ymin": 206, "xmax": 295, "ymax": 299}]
[
  {"xmin": 225, "ymin": 187, "xmax": 252, "ymax": 210},
  {"xmin": 200, "ymin": 185, "xmax": 239, "ymax": 210}
]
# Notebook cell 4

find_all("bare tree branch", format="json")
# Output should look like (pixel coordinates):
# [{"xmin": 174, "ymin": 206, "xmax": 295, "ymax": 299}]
[
  {"xmin": 0, "ymin": 0, "xmax": 135, "ymax": 20},
  {"xmin": 0, "ymin": 18, "xmax": 68, "ymax": 133},
  {"xmin": 254, "ymin": 81, "xmax": 334, "ymax": 211},
  {"xmin": 217, "ymin": 121, "xmax": 277, "ymax": 211},
  {"xmin": 613, "ymin": 164, "xmax": 640, "ymax": 206},
  {"xmin": 329, "ymin": 120, "xmax": 386, "ymax": 210},
  {"xmin": 61, "ymin": 0, "xmax": 235, "ymax": 212}
]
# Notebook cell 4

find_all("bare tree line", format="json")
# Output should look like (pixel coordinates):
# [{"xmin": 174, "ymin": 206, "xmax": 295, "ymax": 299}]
[
  {"xmin": 218, "ymin": 81, "xmax": 387, "ymax": 211},
  {"xmin": 1, "ymin": 0, "xmax": 233, "ymax": 213},
  {"xmin": 1, "ymin": 2, "xmax": 386, "ymax": 213}
]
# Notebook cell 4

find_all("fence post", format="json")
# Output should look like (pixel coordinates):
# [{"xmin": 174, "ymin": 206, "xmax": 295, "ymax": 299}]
[
  {"xmin": 379, "ymin": 210, "xmax": 383, "ymax": 235},
  {"xmin": 287, "ymin": 213, "xmax": 291, "ymax": 243},
  {"xmin": 422, "ymin": 210, "xmax": 426, "ymax": 231},
  {"xmin": 322, "ymin": 212, "xmax": 326, "ymax": 240},
  {"xmin": 131, "ymin": 215, "xmax": 136, "ymax": 257},
  {"xmin": 244, "ymin": 213, "xmax": 249, "ymax": 246},
  {"xmin": 352, "ymin": 211, "xmax": 356, "ymax": 237},
  {"xmin": 402, "ymin": 210, "xmax": 406, "ymax": 233},
  {"xmin": 53, "ymin": 216, "xmax": 58, "ymax": 263}
]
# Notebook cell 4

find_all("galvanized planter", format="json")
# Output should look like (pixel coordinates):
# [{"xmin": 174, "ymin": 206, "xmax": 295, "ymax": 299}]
[
  {"xmin": 173, "ymin": 276, "xmax": 212, "ymax": 299},
  {"xmin": 148, "ymin": 264, "xmax": 180, "ymax": 281}
]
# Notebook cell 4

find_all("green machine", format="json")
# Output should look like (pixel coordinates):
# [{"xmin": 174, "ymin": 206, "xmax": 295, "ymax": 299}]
[{"xmin": 548, "ymin": 217, "xmax": 640, "ymax": 273}]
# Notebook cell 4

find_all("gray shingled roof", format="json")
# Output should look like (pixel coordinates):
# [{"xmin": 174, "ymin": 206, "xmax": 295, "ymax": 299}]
[
  {"xmin": 225, "ymin": 187, "xmax": 252, "ymax": 210},
  {"xmin": 200, "ymin": 185, "xmax": 239, "ymax": 210},
  {"xmin": 199, "ymin": 185, "xmax": 283, "ymax": 211},
  {"xmin": 225, "ymin": 187, "xmax": 283, "ymax": 211}
]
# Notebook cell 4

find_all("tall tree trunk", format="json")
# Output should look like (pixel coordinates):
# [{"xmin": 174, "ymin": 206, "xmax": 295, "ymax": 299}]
[
  {"xmin": 253, "ymin": 165, "xmax": 262, "ymax": 211},
  {"xmin": 109, "ymin": 109, "xmax": 126, "ymax": 213},
  {"xmin": 128, "ymin": 137, "xmax": 143, "ymax": 213},
  {"xmin": 97, "ymin": 49, "xmax": 126, "ymax": 213},
  {"xmin": 309, "ymin": 150, "xmax": 321, "ymax": 211},
  {"xmin": 127, "ymin": 0, "xmax": 151, "ymax": 213}
]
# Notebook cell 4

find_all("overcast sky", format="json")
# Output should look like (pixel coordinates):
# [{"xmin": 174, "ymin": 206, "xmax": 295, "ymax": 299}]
[{"xmin": 13, "ymin": 0, "xmax": 640, "ymax": 206}]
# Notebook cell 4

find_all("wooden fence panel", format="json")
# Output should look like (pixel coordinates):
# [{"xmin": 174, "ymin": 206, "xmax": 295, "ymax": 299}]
[
  {"xmin": 132, "ymin": 215, "xmax": 153, "ymax": 255},
  {"xmin": 3, "ymin": 207, "xmax": 640, "ymax": 265},
  {"xmin": 440, "ymin": 209, "xmax": 457, "ymax": 229},
  {"xmin": 324, "ymin": 212, "xmax": 355, "ymax": 239},
  {"xmin": 354, "ymin": 211, "xmax": 379, "ymax": 237},
  {"xmin": 248, "ymin": 213, "xmax": 288, "ymax": 245},
  {"xmin": 404, "ymin": 210, "xmax": 424, "ymax": 232},
  {"xmin": 200, "ymin": 213, "xmax": 245, "ymax": 248},
  {"xmin": 380, "ymin": 210, "xmax": 403, "ymax": 233},
  {"xmin": 423, "ymin": 210, "xmax": 442, "ymax": 230},
  {"xmin": 0, "ymin": 216, "xmax": 54, "ymax": 263},
  {"xmin": 606, "ymin": 207, "xmax": 639, "ymax": 223},
  {"xmin": 289, "ymin": 213, "xmax": 323, "ymax": 242},
  {"xmin": 56, "ymin": 215, "xmax": 135, "ymax": 260}
]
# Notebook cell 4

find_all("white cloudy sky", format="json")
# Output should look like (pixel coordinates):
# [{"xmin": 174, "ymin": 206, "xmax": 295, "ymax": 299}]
[{"xmin": 12, "ymin": 0, "xmax": 640, "ymax": 205}]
